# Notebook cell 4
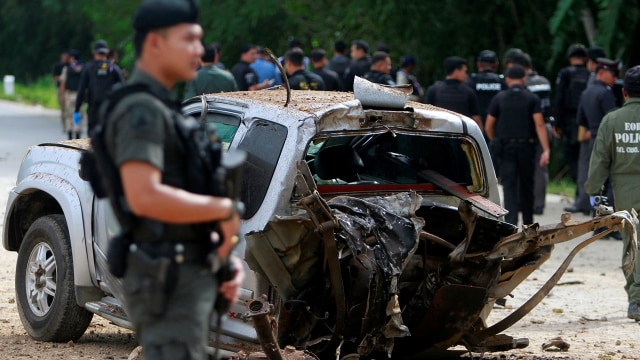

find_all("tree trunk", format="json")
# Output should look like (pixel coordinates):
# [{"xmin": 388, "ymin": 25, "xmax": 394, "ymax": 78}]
[{"xmin": 581, "ymin": 8, "xmax": 597, "ymax": 47}]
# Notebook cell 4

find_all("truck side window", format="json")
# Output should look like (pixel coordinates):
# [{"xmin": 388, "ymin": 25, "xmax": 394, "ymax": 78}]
[
  {"xmin": 205, "ymin": 112, "xmax": 241, "ymax": 151},
  {"xmin": 237, "ymin": 119, "xmax": 288, "ymax": 219}
]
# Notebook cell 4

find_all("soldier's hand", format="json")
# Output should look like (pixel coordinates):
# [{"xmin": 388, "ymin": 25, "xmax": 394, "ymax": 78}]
[
  {"xmin": 219, "ymin": 255, "xmax": 245, "ymax": 304},
  {"xmin": 217, "ymin": 212, "xmax": 240, "ymax": 259},
  {"xmin": 539, "ymin": 149, "xmax": 550, "ymax": 167}
]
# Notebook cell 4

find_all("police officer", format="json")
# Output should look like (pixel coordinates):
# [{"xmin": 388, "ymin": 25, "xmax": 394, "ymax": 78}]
[
  {"xmin": 570, "ymin": 58, "xmax": 620, "ymax": 216},
  {"xmin": 284, "ymin": 48, "xmax": 325, "ymax": 90},
  {"xmin": 363, "ymin": 51, "xmax": 396, "ymax": 86},
  {"xmin": 327, "ymin": 39, "xmax": 350, "ymax": 81},
  {"xmin": 587, "ymin": 46, "xmax": 607, "ymax": 86},
  {"xmin": 508, "ymin": 52, "xmax": 553, "ymax": 215},
  {"xmin": 396, "ymin": 55, "xmax": 424, "ymax": 102},
  {"xmin": 104, "ymin": 1, "xmax": 244, "ymax": 358},
  {"xmin": 485, "ymin": 65, "xmax": 550, "ymax": 226},
  {"xmin": 584, "ymin": 65, "xmax": 640, "ymax": 321},
  {"xmin": 231, "ymin": 44, "xmax": 271, "ymax": 91},
  {"xmin": 554, "ymin": 44, "xmax": 589, "ymax": 187},
  {"xmin": 310, "ymin": 48, "xmax": 343, "ymax": 91},
  {"xmin": 75, "ymin": 39, "xmax": 125, "ymax": 136},
  {"xmin": 502, "ymin": 47, "xmax": 524, "ymax": 71},
  {"xmin": 425, "ymin": 56, "xmax": 482, "ymax": 131},
  {"xmin": 59, "ymin": 49, "xmax": 83, "ymax": 140},
  {"xmin": 343, "ymin": 39, "xmax": 371, "ymax": 92},
  {"xmin": 466, "ymin": 50, "xmax": 507, "ymax": 131}
]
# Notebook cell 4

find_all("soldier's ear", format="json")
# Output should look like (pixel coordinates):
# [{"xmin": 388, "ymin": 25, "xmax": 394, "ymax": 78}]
[{"xmin": 146, "ymin": 30, "xmax": 168, "ymax": 55}]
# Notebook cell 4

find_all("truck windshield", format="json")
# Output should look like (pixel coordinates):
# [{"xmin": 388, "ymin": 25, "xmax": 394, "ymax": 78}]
[{"xmin": 307, "ymin": 132, "xmax": 483, "ymax": 193}]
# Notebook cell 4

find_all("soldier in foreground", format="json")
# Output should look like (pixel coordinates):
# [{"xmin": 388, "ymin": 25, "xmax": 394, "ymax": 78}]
[
  {"xmin": 104, "ymin": 0, "xmax": 244, "ymax": 358},
  {"xmin": 585, "ymin": 65, "xmax": 640, "ymax": 321}
]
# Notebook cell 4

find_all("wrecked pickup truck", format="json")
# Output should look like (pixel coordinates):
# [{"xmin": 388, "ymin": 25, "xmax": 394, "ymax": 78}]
[{"xmin": 3, "ymin": 77, "xmax": 637, "ymax": 358}]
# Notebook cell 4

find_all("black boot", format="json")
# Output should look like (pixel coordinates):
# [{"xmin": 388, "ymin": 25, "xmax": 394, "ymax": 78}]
[
  {"xmin": 75, "ymin": 131, "xmax": 81, "ymax": 139},
  {"xmin": 67, "ymin": 131, "xmax": 73, "ymax": 140}
]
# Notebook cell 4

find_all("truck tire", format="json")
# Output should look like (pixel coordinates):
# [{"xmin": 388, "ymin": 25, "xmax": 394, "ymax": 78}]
[{"xmin": 15, "ymin": 214, "xmax": 93, "ymax": 341}]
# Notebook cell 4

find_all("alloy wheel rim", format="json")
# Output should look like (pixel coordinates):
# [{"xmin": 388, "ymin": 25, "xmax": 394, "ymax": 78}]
[{"xmin": 25, "ymin": 242, "xmax": 57, "ymax": 317}]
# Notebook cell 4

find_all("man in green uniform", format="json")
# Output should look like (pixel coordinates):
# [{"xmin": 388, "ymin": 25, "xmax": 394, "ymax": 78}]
[
  {"xmin": 585, "ymin": 65, "xmax": 640, "ymax": 321},
  {"xmin": 184, "ymin": 43, "xmax": 237, "ymax": 99},
  {"xmin": 104, "ymin": 0, "xmax": 245, "ymax": 358}
]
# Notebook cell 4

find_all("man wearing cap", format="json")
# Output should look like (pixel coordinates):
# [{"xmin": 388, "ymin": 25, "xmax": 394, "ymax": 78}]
[
  {"xmin": 311, "ymin": 48, "xmax": 343, "ymax": 91},
  {"xmin": 585, "ymin": 65, "xmax": 640, "ymax": 321},
  {"xmin": 425, "ymin": 56, "xmax": 482, "ymax": 130},
  {"xmin": 75, "ymin": 39, "xmax": 124, "ymax": 136},
  {"xmin": 570, "ymin": 58, "xmax": 620, "ymax": 219},
  {"xmin": 485, "ymin": 64, "xmax": 550, "ymax": 226},
  {"xmin": 555, "ymin": 44, "xmax": 589, "ymax": 198},
  {"xmin": 502, "ymin": 48, "xmax": 524, "ymax": 72},
  {"xmin": 59, "ymin": 49, "xmax": 83, "ymax": 140},
  {"xmin": 587, "ymin": 46, "xmax": 607, "ymax": 86},
  {"xmin": 396, "ymin": 55, "xmax": 423, "ymax": 102},
  {"xmin": 466, "ymin": 50, "xmax": 507, "ymax": 132},
  {"xmin": 184, "ymin": 43, "xmax": 238, "ymax": 99},
  {"xmin": 104, "ymin": 0, "xmax": 244, "ymax": 358}
]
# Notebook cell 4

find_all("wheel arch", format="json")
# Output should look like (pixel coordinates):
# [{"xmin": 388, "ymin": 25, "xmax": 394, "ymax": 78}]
[{"xmin": 5, "ymin": 174, "xmax": 94, "ymax": 292}]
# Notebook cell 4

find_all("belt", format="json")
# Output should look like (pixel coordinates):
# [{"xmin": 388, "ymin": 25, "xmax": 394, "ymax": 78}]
[
  {"xmin": 503, "ymin": 138, "xmax": 536, "ymax": 143},
  {"xmin": 133, "ymin": 241, "xmax": 211, "ymax": 265}
]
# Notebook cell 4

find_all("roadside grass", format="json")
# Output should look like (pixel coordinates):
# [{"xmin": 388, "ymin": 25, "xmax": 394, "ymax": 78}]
[
  {"xmin": 547, "ymin": 178, "xmax": 576, "ymax": 197},
  {"xmin": 0, "ymin": 76, "xmax": 59, "ymax": 109}
]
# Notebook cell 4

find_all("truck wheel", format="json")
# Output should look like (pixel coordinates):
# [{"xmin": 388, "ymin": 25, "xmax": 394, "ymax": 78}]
[{"xmin": 15, "ymin": 214, "xmax": 93, "ymax": 341}]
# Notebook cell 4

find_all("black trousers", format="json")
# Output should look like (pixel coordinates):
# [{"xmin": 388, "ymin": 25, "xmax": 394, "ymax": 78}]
[
  {"xmin": 500, "ymin": 141, "xmax": 536, "ymax": 226},
  {"xmin": 87, "ymin": 106, "xmax": 100, "ymax": 136}
]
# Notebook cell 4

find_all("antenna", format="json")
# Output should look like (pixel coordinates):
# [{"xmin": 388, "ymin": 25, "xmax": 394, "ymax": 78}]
[{"xmin": 265, "ymin": 48, "xmax": 290, "ymax": 107}]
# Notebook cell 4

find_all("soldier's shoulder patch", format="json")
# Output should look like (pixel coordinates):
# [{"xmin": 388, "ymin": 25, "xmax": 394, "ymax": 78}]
[{"xmin": 131, "ymin": 108, "xmax": 153, "ymax": 130}]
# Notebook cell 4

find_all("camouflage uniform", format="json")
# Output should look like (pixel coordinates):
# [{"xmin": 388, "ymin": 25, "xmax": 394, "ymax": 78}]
[{"xmin": 184, "ymin": 64, "xmax": 238, "ymax": 99}]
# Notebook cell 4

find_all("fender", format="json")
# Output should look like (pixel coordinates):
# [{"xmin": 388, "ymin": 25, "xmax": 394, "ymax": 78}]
[{"xmin": 7, "ymin": 172, "xmax": 95, "ymax": 291}]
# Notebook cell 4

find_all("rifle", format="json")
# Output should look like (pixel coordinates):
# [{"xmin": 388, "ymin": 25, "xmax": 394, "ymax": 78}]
[
  {"xmin": 210, "ymin": 148, "xmax": 246, "ymax": 309},
  {"xmin": 208, "ymin": 148, "xmax": 246, "ymax": 360}
]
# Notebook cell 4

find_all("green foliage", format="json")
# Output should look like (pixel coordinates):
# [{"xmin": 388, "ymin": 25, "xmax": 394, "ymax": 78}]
[
  {"xmin": 0, "ymin": 76, "xmax": 59, "ymax": 109},
  {"xmin": 0, "ymin": 0, "xmax": 94, "ymax": 82},
  {"xmin": 548, "ymin": 0, "xmax": 639, "ymax": 66},
  {"xmin": 2, "ymin": 0, "xmax": 637, "ymax": 87}
]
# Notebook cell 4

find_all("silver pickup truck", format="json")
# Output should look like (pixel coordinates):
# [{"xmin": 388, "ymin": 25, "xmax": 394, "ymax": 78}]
[{"xmin": 3, "ymin": 78, "xmax": 635, "ymax": 358}]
